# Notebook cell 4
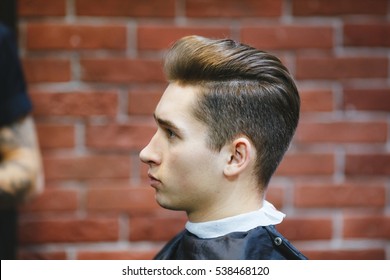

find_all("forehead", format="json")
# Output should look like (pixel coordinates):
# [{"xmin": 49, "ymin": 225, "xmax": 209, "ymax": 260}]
[
  {"xmin": 154, "ymin": 83, "xmax": 207, "ymax": 135},
  {"xmin": 155, "ymin": 83, "xmax": 198, "ymax": 120}
]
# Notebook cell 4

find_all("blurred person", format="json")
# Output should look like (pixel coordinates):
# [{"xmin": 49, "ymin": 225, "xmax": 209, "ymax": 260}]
[
  {"xmin": 0, "ymin": 22, "xmax": 44, "ymax": 259},
  {"xmin": 139, "ymin": 36, "xmax": 307, "ymax": 260}
]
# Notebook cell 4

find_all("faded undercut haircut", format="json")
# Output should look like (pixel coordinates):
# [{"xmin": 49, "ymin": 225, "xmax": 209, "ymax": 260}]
[{"xmin": 164, "ymin": 35, "xmax": 300, "ymax": 188}]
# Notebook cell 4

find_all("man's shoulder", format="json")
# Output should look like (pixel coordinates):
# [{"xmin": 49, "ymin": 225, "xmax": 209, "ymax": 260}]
[
  {"xmin": 154, "ymin": 227, "xmax": 307, "ymax": 260},
  {"xmin": 154, "ymin": 230, "xmax": 186, "ymax": 260},
  {"xmin": 259, "ymin": 225, "xmax": 308, "ymax": 260}
]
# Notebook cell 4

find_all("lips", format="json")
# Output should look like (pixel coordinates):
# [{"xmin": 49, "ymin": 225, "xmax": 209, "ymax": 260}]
[
  {"xmin": 148, "ymin": 172, "xmax": 158, "ymax": 181},
  {"xmin": 147, "ymin": 173, "xmax": 161, "ymax": 188}
]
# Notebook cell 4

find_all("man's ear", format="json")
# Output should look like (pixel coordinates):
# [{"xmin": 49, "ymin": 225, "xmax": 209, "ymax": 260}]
[{"xmin": 223, "ymin": 136, "xmax": 253, "ymax": 178}]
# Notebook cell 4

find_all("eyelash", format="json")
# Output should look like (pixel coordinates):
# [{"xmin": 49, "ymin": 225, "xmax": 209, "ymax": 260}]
[{"xmin": 165, "ymin": 128, "xmax": 177, "ymax": 139}]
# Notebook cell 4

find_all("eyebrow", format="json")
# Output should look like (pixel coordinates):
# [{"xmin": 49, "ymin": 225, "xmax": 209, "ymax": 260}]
[{"xmin": 153, "ymin": 113, "xmax": 181, "ymax": 132}]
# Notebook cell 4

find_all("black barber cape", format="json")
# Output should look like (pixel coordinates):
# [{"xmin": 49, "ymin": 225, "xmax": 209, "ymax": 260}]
[{"xmin": 155, "ymin": 225, "xmax": 307, "ymax": 260}]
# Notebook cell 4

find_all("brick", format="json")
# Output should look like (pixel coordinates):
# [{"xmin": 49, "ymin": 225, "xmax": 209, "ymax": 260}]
[
  {"xmin": 26, "ymin": 23, "xmax": 127, "ymax": 50},
  {"xmin": 19, "ymin": 188, "xmax": 79, "ymax": 212},
  {"xmin": 19, "ymin": 217, "xmax": 119, "ymax": 244},
  {"xmin": 186, "ymin": 0, "xmax": 282, "ymax": 17},
  {"xmin": 276, "ymin": 153, "xmax": 334, "ymax": 176},
  {"xmin": 344, "ymin": 22, "xmax": 390, "ymax": 47},
  {"xmin": 296, "ymin": 56, "xmax": 388, "ymax": 80},
  {"xmin": 18, "ymin": 250, "xmax": 67, "ymax": 260},
  {"xmin": 139, "ymin": 163, "xmax": 150, "ymax": 180},
  {"xmin": 81, "ymin": 58, "xmax": 165, "ymax": 84},
  {"xmin": 137, "ymin": 26, "xmax": 231, "ymax": 50},
  {"xmin": 241, "ymin": 25, "xmax": 333, "ymax": 50},
  {"xmin": 30, "ymin": 91, "xmax": 118, "ymax": 117},
  {"xmin": 36, "ymin": 123, "xmax": 75, "ymax": 149},
  {"xmin": 303, "ymin": 249, "xmax": 386, "ymax": 260},
  {"xmin": 129, "ymin": 215, "xmax": 186, "ymax": 241},
  {"xmin": 346, "ymin": 154, "xmax": 390, "ymax": 176},
  {"xmin": 23, "ymin": 58, "xmax": 71, "ymax": 83},
  {"xmin": 128, "ymin": 90, "xmax": 163, "ymax": 115},
  {"xmin": 264, "ymin": 186, "xmax": 284, "ymax": 209},
  {"xmin": 19, "ymin": 0, "xmax": 66, "ymax": 16},
  {"xmin": 84, "ymin": 179, "xmax": 133, "ymax": 188},
  {"xmin": 15, "ymin": 0, "xmax": 390, "ymax": 260},
  {"xmin": 86, "ymin": 123, "xmax": 156, "ymax": 151},
  {"xmin": 343, "ymin": 215, "xmax": 390, "ymax": 239},
  {"xmin": 292, "ymin": 0, "xmax": 388, "ymax": 16},
  {"xmin": 276, "ymin": 218, "xmax": 333, "ymax": 240},
  {"xmin": 77, "ymin": 250, "xmax": 157, "ymax": 260},
  {"xmin": 294, "ymin": 183, "xmax": 386, "ymax": 208},
  {"xmin": 300, "ymin": 89, "xmax": 334, "ymax": 112},
  {"xmin": 296, "ymin": 121, "xmax": 388, "ymax": 143},
  {"xmin": 343, "ymin": 88, "xmax": 390, "ymax": 112},
  {"xmin": 86, "ymin": 187, "xmax": 160, "ymax": 213},
  {"xmin": 75, "ymin": 0, "xmax": 175, "ymax": 17},
  {"xmin": 43, "ymin": 155, "xmax": 131, "ymax": 180}
]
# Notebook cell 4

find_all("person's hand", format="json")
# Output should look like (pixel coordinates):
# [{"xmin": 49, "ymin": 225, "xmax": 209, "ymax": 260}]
[{"xmin": 0, "ymin": 116, "xmax": 43, "ymax": 204}]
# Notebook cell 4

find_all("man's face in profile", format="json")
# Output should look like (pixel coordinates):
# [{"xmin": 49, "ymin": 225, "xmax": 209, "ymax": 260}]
[{"xmin": 139, "ymin": 83, "xmax": 227, "ymax": 221}]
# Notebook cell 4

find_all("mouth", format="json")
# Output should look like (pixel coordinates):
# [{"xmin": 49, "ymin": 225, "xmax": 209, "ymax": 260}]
[{"xmin": 147, "ymin": 173, "xmax": 161, "ymax": 188}]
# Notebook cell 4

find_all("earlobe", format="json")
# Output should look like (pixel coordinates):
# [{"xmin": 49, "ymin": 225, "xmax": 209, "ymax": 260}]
[{"xmin": 223, "ymin": 137, "xmax": 252, "ymax": 177}]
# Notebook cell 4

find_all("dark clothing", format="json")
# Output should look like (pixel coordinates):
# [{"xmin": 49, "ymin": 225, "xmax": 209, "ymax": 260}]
[
  {"xmin": 0, "ymin": 23, "xmax": 32, "ymax": 126},
  {"xmin": 155, "ymin": 225, "xmax": 307, "ymax": 260},
  {"xmin": 0, "ymin": 23, "xmax": 32, "ymax": 260},
  {"xmin": 0, "ymin": 209, "xmax": 18, "ymax": 259}
]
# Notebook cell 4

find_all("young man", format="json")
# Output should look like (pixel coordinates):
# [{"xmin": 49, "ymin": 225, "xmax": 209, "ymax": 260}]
[{"xmin": 139, "ymin": 35, "xmax": 306, "ymax": 260}]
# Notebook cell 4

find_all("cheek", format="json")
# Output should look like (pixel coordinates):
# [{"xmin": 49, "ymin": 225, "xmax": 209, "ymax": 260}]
[
  {"xmin": 175, "ymin": 146, "xmax": 218, "ymax": 185},
  {"xmin": 164, "ymin": 144, "xmax": 205, "ymax": 181},
  {"xmin": 167, "ymin": 148, "xmax": 198, "ymax": 177}
]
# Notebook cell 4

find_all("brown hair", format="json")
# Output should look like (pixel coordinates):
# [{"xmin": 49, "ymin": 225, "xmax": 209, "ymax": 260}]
[{"xmin": 164, "ymin": 35, "xmax": 300, "ymax": 187}]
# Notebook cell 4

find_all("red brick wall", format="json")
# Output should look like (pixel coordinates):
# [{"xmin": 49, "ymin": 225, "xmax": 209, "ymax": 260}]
[{"xmin": 16, "ymin": 0, "xmax": 389, "ymax": 260}]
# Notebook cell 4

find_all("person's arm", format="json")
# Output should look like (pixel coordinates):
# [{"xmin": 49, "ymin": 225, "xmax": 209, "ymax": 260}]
[{"xmin": 0, "ymin": 116, "xmax": 43, "ymax": 203}]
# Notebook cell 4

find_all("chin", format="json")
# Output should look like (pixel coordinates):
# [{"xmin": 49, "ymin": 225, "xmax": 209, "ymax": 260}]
[
  {"xmin": 155, "ymin": 190, "xmax": 190, "ymax": 211},
  {"xmin": 155, "ymin": 195, "xmax": 171, "ymax": 209},
  {"xmin": 156, "ymin": 197, "xmax": 185, "ymax": 212}
]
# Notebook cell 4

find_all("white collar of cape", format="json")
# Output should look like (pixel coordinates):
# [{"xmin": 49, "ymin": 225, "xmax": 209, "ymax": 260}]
[{"xmin": 185, "ymin": 200, "xmax": 285, "ymax": 239}]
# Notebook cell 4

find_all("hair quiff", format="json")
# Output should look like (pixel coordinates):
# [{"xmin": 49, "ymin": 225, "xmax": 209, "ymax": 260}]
[{"xmin": 164, "ymin": 35, "xmax": 300, "ymax": 188}]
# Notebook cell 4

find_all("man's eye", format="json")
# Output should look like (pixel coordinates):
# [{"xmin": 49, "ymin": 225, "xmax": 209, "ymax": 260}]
[{"xmin": 166, "ymin": 129, "xmax": 176, "ymax": 139}]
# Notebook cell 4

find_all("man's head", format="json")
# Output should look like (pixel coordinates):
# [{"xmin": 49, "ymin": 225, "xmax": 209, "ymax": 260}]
[{"xmin": 163, "ymin": 35, "xmax": 300, "ymax": 187}]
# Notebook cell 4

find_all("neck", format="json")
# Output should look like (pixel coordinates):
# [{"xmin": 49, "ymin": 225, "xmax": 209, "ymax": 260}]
[
  {"xmin": 185, "ymin": 200, "xmax": 286, "ymax": 238},
  {"xmin": 187, "ymin": 182, "xmax": 263, "ymax": 223}
]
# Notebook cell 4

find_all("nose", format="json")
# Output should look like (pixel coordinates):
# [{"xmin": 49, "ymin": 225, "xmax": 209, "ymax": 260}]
[{"xmin": 139, "ymin": 133, "xmax": 161, "ymax": 166}]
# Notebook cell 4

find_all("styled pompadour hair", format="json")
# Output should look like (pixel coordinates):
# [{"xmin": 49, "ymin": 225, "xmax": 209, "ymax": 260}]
[{"xmin": 164, "ymin": 35, "xmax": 300, "ymax": 187}]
